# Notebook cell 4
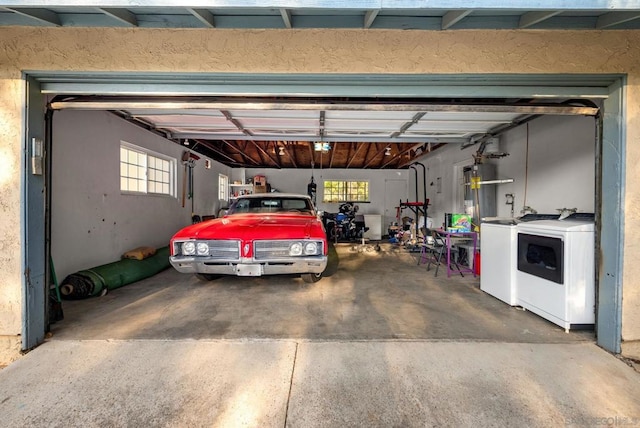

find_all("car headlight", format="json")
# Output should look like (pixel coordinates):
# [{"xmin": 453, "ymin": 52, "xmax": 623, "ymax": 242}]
[
  {"xmin": 182, "ymin": 241, "xmax": 196, "ymax": 255},
  {"xmin": 196, "ymin": 242, "xmax": 209, "ymax": 256},
  {"xmin": 289, "ymin": 242, "xmax": 303, "ymax": 256},
  {"xmin": 304, "ymin": 242, "xmax": 318, "ymax": 255}
]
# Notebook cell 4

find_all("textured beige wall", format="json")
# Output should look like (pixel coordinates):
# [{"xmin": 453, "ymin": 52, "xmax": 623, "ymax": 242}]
[
  {"xmin": 0, "ymin": 78, "xmax": 24, "ymax": 336},
  {"xmin": 1, "ymin": 28, "xmax": 639, "ymax": 356}
]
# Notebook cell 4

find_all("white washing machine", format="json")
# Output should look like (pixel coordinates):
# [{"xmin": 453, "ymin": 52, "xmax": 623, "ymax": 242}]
[
  {"xmin": 480, "ymin": 221, "xmax": 518, "ymax": 305},
  {"xmin": 516, "ymin": 220, "xmax": 595, "ymax": 331}
]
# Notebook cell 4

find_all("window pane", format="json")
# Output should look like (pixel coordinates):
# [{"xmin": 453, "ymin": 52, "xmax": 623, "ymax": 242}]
[
  {"xmin": 323, "ymin": 180, "xmax": 369, "ymax": 202},
  {"xmin": 219, "ymin": 174, "xmax": 229, "ymax": 200},
  {"xmin": 127, "ymin": 178, "xmax": 137, "ymax": 190},
  {"xmin": 120, "ymin": 143, "xmax": 175, "ymax": 196}
]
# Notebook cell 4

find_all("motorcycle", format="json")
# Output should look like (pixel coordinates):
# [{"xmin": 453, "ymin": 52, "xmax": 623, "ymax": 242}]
[{"xmin": 323, "ymin": 202, "xmax": 369, "ymax": 243}]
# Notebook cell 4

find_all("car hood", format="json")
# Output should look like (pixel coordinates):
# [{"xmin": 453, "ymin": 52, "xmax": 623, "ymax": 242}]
[{"xmin": 172, "ymin": 214, "xmax": 325, "ymax": 241}]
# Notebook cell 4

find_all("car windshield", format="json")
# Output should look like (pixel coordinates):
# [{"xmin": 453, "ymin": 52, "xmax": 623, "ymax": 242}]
[{"xmin": 227, "ymin": 196, "xmax": 314, "ymax": 215}]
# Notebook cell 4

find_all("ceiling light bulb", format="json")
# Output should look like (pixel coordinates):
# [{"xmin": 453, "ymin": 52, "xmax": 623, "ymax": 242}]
[
  {"xmin": 278, "ymin": 147, "xmax": 285, "ymax": 156},
  {"xmin": 183, "ymin": 139, "xmax": 189, "ymax": 146},
  {"xmin": 385, "ymin": 147, "xmax": 391, "ymax": 156}
]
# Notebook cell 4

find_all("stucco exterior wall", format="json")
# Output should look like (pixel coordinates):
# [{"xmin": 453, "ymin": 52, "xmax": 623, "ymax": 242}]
[{"xmin": 1, "ymin": 28, "xmax": 639, "ymax": 360}]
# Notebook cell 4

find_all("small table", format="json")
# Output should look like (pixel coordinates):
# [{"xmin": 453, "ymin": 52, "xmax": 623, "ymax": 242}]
[{"xmin": 436, "ymin": 229, "xmax": 478, "ymax": 278}]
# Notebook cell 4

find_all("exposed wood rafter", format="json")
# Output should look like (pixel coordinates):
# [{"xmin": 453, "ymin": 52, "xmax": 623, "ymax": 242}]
[
  {"xmin": 194, "ymin": 140, "xmax": 240, "ymax": 165},
  {"xmin": 346, "ymin": 143, "xmax": 366, "ymax": 169},
  {"xmin": 329, "ymin": 142, "xmax": 336, "ymax": 168},
  {"xmin": 222, "ymin": 140, "xmax": 261, "ymax": 166},
  {"xmin": 282, "ymin": 142, "xmax": 297, "ymax": 168},
  {"xmin": 363, "ymin": 144, "xmax": 388, "ymax": 169},
  {"xmin": 382, "ymin": 145, "xmax": 413, "ymax": 169},
  {"xmin": 249, "ymin": 140, "xmax": 281, "ymax": 168}
]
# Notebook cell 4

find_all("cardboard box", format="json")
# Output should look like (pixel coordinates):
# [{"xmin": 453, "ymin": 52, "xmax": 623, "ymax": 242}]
[
  {"xmin": 253, "ymin": 175, "xmax": 266, "ymax": 186},
  {"xmin": 254, "ymin": 185, "xmax": 268, "ymax": 194}
]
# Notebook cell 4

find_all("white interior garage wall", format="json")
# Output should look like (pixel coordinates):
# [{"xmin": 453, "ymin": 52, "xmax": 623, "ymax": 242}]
[
  {"xmin": 51, "ymin": 110, "xmax": 229, "ymax": 280},
  {"xmin": 416, "ymin": 114, "xmax": 596, "ymax": 227},
  {"xmin": 243, "ymin": 167, "xmax": 409, "ymax": 219}
]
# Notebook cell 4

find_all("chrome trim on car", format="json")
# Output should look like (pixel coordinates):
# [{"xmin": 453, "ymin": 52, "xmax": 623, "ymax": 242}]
[
  {"xmin": 254, "ymin": 239, "xmax": 324, "ymax": 260},
  {"xmin": 169, "ymin": 256, "xmax": 328, "ymax": 277},
  {"xmin": 173, "ymin": 239, "xmax": 241, "ymax": 261}
]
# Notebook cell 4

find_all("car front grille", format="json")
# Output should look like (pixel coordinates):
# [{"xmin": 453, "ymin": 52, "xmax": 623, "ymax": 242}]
[
  {"xmin": 206, "ymin": 240, "xmax": 241, "ymax": 260},
  {"xmin": 254, "ymin": 240, "xmax": 323, "ymax": 260}
]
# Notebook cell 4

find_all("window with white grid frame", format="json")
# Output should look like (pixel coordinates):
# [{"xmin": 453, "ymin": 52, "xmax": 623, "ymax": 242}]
[
  {"xmin": 120, "ymin": 143, "xmax": 176, "ymax": 196},
  {"xmin": 219, "ymin": 174, "xmax": 229, "ymax": 201},
  {"xmin": 322, "ymin": 180, "xmax": 369, "ymax": 203}
]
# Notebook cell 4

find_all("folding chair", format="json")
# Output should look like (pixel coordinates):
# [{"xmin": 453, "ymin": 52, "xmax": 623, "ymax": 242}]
[
  {"xmin": 418, "ymin": 228, "xmax": 438, "ymax": 266},
  {"xmin": 427, "ymin": 230, "xmax": 464, "ymax": 277}
]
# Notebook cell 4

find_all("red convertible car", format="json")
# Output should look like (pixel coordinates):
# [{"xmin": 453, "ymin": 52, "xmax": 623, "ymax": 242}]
[{"xmin": 170, "ymin": 193, "xmax": 328, "ymax": 283}]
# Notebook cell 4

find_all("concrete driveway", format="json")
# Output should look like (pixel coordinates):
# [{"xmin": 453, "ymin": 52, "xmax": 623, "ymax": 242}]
[{"xmin": 1, "ymin": 243, "xmax": 638, "ymax": 426}]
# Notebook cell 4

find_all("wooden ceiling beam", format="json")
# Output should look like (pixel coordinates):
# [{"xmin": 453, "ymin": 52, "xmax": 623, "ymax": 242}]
[
  {"xmin": 345, "ymin": 143, "xmax": 353, "ymax": 168},
  {"xmin": 383, "ymin": 144, "xmax": 414, "ymax": 168},
  {"xmin": 283, "ymin": 141, "xmax": 297, "ymax": 168},
  {"xmin": 249, "ymin": 140, "xmax": 281, "ymax": 168},
  {"xmin": 346, "ymin": 142, "xmax": 367, "ymax": 169},
  {"xmin": 241, "ymin": 140, "xmax": 262, "ymax": 165},
  {"xmin": 271, "ymin": 141, "xmax": 284, "ymax": 168},
  {"xmin": 307, "ymin": 142, "xmax": 315, "ymax": 169},
  {"xmin": 186, "ymin": 137, "xmax": 447, "ymax": 170},
  {"xmin": 329, "ymin": 142, "xmax": 336, "ymax": 168},
  {"xmin": 194, "ymin": 139, "xmax": 240, "ymax": 165},
  {"xmin": 221, "ymin": 140, "xmax": 261, "ymax": 166},
  {"xmin": 360, "ymin": 143, "xmax": 374, "ymax": 168}
]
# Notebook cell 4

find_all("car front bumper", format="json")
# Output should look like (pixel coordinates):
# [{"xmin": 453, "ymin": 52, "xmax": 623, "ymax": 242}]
[{"xmin": 170, "ymin": 256, "xmax": 328, "ymax": 277}]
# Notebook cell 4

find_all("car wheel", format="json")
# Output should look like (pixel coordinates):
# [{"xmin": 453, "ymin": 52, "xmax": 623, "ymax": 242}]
[
  {"xmin": 195, "ymin": 273, "xmax": 220, "ymax": 282},
  {"xmin": 301, "ymin": 272, "xmax": 323, "ymax": 283}
]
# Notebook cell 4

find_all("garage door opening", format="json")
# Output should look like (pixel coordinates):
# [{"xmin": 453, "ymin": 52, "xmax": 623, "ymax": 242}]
[{"xmin": 21, "ymin": 73, "xmax": 624, "ymax": 354}]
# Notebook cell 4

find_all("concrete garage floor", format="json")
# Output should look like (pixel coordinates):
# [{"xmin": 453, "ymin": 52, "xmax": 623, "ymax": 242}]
[
  {"xmin": 52, "ymin": 243, "xmax": 592, "ymax": 343},
  {"xmin": 2, "ymin": 243, "xmax": 639, "ymax": 427}
]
